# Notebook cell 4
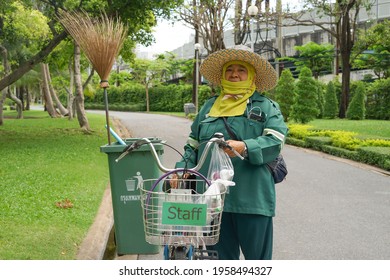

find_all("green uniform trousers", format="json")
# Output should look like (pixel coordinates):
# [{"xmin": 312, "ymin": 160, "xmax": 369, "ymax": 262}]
[{"xmin": 210, "ymin": 212, "xmax": 273, "ymax": 260}]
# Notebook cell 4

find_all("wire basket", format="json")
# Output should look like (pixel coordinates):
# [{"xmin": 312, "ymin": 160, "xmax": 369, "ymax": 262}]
[{"xmin": 140, "ymin": 178, "xmax": 227, "ymax": 247}]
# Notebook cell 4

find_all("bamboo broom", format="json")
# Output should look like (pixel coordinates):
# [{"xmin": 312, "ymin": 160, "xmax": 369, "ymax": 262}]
[{"xmin": 58, "ymin": 10, "xmax": 128, "ymax": 144}]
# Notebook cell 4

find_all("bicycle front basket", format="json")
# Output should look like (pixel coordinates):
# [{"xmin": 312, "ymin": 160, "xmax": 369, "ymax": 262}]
[{"xmin": 139, "ymin": 178, "xmax": 227, "ymax": 247}]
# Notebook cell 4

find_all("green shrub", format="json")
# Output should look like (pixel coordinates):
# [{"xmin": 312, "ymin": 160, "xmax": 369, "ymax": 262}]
[
  {"xmin": 321, "ymin": 145, "xmax": 359, "ymax": 160},
  {"xmin": 362, "ymin": 138, "xmax": 390, "ymax": 147},
  {"xmin": 85, "ymin": 103, "xmax": 105, "ymax": 110},
  {"xmin": 347, "ymin": 81, "xmax": 366, "ymax": 120},
  {"xmin": 291, "ymin": 67, "xmax": 319, "ymax": 123},
  {"xmin": 306, "ymin": 136, "xmax": 332, "ymax": 150},
  {"xmin": 287, "ymin": 124, "xmax": 313, "ymax": 140},
  {"xmin": 121, "ymin": 84, "xmax": 145, "ymax": 104},
  {"xmin": 285, "ymin": 137, "xmax": 307, "ymax": 147},
  {"xmin": 316, "ymin": 80, "xmax": 325, "ymax": 118},
  {"xmin": 357, "ymin": 146, "xmax": 390, "ymax": 169},
  {"xmin": 328, "ymin": 131, "xmax": 361, "ymax": 150},
  {"xmin": 323, "ymin": 81, "xmax": 339, "ymax": 119},
  {"xmin": 287, "ymin": 123, "xmax": 390, "ymax": 170},
  {"xmin": 365, "ymin": 78, "xmax": 390, "ymax": 120},
  {"xmin": 274, "ymin": 69, "xmax": 296, "ymax": 121},
  {"xmin": 384, "ymin": 160, "xmax": 390, "ymax": 170}
]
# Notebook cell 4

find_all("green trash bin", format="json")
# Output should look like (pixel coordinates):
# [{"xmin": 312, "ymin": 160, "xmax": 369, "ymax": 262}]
[{"xmin": 100, "ymin": 137, "xmax": 164, "ymax": 255}]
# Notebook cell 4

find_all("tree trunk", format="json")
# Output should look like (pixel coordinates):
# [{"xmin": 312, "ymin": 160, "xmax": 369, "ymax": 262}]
[
  {"xmin": 67, "ymin": 58, "xmax": 74, "ymax": 120},
  {"xmin": 40, "ymin": 63, "xmax": 60, "ymax": 118},
  {"xmin": 338, "ymin": 2, "xmax": 354, "ymax": 118},
  {"xmin": 44, "ymin": 63, "xmax": 69, "ymax": 116},
  {"xmin": 16, "ymin": 86, "xmax": 24, "ymax": 111},
  {"xmin": 0, "ymin": 89, "xmax": 6, "ymax": 125},
  {"xmin": 15, "ymin": 87, "xmax": 23, "ymax": 115},
  {"xmin": 83, "ymin": 68, "xmax": 95, "ymax": 90},
  {"xmin": 73, "ymin": 42, "xmax": 90, "ymax": 131},
  {"xmin": 145, "ymin": 84, "xmax": 150, "ymax": 112},
  {"xmin": 339, "ymin": 52, "xmax": 351, "ymax": 118},
  {"xmin": 25, "ymin": 86, "xmax": 31, "ymax": 111},
  {"xmin": 8, "ymin": 88, "xmax": 23, "ymax": 119},
  {"xmin": 0, "ymin": 45, "xmax": 10, "ymax": 124}
]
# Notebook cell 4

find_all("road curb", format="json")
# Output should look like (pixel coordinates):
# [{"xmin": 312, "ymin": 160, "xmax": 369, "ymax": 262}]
[{"xmin": 76, "ymin": 185, "xmax": 114, "ymax": 260}]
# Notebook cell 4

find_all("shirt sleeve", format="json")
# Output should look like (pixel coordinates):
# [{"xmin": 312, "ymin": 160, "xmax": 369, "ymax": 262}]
[{"xmin": 244, "ymin": 99, "xmax": 288, "ymax": 165}]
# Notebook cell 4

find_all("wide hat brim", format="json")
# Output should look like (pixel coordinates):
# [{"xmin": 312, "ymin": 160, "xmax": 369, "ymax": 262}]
[{"xmin": 200, "ymin": 46, "xmax": 278, "ymax": 92}]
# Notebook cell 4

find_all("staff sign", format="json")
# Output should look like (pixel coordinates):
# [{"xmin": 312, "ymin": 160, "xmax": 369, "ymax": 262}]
[{"xmin": 162, "ymin": 202, "xmax": 207, "ymax": 226}]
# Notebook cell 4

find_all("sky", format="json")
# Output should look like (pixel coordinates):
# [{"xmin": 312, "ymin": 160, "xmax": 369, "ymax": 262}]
[
  {"xmin": 138, "ymin": 20, "xmax": 194, "ymax": 56},
  {"xmin": 139, "ymin": 0, "xmax": 304, "ymax": 56}
]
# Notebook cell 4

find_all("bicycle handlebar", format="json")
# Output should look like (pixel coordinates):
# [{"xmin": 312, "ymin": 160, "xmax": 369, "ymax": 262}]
[{"xmin": 115, "ymin": 132, "xmax": 244, "ymax": 172}]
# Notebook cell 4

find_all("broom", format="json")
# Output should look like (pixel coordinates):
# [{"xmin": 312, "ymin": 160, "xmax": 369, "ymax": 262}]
[{"xmin": 58, "ymin": 10, "xmax": 128, "ymax": 144}]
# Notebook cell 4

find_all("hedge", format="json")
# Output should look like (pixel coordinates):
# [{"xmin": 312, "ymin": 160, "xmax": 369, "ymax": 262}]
[
  {"xmin": 356, "ymin": 147, "xmax": 390, "ymax": 170},
  {"xmin": 85, "ymin": 84, "xmax": 213, "ymax": 113},
  {"xmin": 287, "ymin": 124, "xmax": 390, "ymax": 171}
]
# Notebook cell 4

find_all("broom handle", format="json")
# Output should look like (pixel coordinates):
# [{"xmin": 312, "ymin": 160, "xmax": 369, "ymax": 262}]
[{"xmin": 102, "ymin": 84, "xmax": 111, "ymax": 145}]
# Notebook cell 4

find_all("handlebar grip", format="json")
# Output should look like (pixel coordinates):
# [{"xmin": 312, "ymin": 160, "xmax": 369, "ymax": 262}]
[{"xmin": 220, "ymin": 142, "xmax": 245, "ymax": 160}]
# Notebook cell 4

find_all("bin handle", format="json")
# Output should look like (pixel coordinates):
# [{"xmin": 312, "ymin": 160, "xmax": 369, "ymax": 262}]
[{"xmin": 115, "ymin": 138, "xmax": 172, "ymax": 172}]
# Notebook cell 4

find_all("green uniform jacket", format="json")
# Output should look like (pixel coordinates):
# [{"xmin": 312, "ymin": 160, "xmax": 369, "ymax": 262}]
[{"xmin": 176, "ymin": 92, "xmax": 288, "ymax": 217}]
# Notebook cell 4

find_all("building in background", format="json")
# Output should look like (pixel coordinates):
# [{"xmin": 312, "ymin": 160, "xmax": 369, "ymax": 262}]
[{"xmin": 169, "ymin": 0, "xmax": 389, "ymax": 82}]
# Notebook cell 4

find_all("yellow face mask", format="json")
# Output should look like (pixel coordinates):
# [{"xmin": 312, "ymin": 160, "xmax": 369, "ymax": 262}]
[{"xmin": 209, "ymin": 61, "xmax": 256, "ymax": 117}]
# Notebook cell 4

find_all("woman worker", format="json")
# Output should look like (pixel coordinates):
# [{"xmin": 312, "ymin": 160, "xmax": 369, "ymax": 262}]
[{"xmin": 175, "ymin": 45, "xmax": 288, "ymax": 260}]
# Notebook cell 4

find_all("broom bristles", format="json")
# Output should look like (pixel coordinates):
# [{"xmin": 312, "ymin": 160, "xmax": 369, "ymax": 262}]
[{"xmin": 58, "ymin": 10, "xmax": 128, "ymax": 83}]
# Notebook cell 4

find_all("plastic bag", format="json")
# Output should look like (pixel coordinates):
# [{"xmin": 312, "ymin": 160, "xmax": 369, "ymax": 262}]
[
  {"xmin": 196, "ymin": 144, "xmax": 236, "ymax": 226},
  {"xmin": 207, "ymin": 144, "xmax": 235, "ymax": 183}
]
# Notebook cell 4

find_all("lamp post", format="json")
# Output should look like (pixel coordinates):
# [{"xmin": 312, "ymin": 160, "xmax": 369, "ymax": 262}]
[
  {"xmin": 275, "ymin": 0, "xmax": 283, "ymax": 76},
  {"xmin": 194, "ymin": 43, "xmax": 201, "ymax": 113},
  {"xmin": 247, "ymin": 4, "xmax": 259, "ymax": 52}
]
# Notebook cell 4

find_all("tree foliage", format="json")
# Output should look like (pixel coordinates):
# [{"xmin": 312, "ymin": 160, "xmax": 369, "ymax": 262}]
[
  {"xmin": 291, "ymin": 42, "xmax": 334, "ymax": 79},
  {"xmin": 365, "ymin": 78, "xmax": 390, "ymax": 120},
  {"xmin": 291, "ymin": 67, "xmax": 319, "ymax": 124},
  {"xmin": 347, "ymin": 81, "xmax": 366, "ymax": 120},
  {"xmin": 0, "ymin": 0, "xmax": 183, "ymax": 92},
  {"xmin": 179, "ymin": 0, "xmax": 235, "ymax": 53},
  {"xmin": 0, "ymin": 0, "xmax": 183, "ymax": 126},
  {"xmin": 323, "ymin": 81, "xmax": 339, "ymax": 119},
  {"xmin": 315, "ymin": 80, "xmax": 325, "ymax": 118},
  {"xmin": 274, "ymin": 68, "xmax": 295, "ymax": 121},
  {"xmin": 353, "ymin": 19, "xmax": 390, "ymax": 79},
  {"xmin": 129, "ymin": 58, "xmax": 168, "ymax": 112}
]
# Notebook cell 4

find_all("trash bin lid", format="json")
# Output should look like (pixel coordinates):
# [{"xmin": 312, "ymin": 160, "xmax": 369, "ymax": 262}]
[{"xmin": 100, "ymin": 137, "xmax": 164, "ymax": 153}]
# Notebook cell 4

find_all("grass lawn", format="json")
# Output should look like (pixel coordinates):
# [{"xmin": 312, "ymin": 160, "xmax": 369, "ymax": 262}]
[
  {"xmin": 0, "ymin": 110, "xmax": 109, "ymax": 259},
  {"xmin": 307, "ymin": 119, "xmax": 390, "ymax": 139}
]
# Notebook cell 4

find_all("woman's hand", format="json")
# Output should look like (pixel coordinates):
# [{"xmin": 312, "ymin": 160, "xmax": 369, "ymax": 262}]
[
  {"xmin": 169, "ymin": 173, "xmax": 180, "ymax": 189},
  {"xmin": 224, "ymin": 140, "xmax": 246, "ymax": 158},
  {"xmin": 169, "ymin": 173, "xmax": 192, "ymax": 189}
]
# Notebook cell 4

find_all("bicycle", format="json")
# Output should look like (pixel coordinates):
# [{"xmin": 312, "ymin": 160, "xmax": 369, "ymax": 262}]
[{"xmin": 116, "ymin": 132, "xmax": 242, "ymax": 260}]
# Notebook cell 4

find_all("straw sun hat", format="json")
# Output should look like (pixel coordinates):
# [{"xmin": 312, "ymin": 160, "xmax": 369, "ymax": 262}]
[{"xmin": 199, "ymin": 45, "xmax": 278, "ymax": 92}]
